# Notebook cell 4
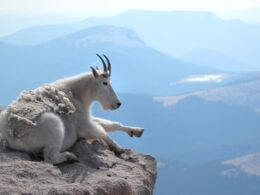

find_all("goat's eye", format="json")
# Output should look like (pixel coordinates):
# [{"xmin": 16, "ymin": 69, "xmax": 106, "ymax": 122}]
[{"xmin": 103, "ymin": 82, "xmax": 108, "ymax": 86}]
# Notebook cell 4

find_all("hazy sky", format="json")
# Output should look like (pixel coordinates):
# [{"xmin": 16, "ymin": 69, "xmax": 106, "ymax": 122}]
[{"xmin": 1, "ymin": 0, "xmax": 260, "ymax": 18}]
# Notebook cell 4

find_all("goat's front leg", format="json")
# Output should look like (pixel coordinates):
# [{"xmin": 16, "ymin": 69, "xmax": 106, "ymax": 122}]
[{"xmin": 93, "ymin": 117, "xmax": 144, "ymax": 138}]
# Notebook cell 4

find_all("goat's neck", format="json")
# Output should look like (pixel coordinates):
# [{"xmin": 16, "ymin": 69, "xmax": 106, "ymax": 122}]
[{"xmin": 54, "ymin": 73, "xmax": 96, "ymax": 114}]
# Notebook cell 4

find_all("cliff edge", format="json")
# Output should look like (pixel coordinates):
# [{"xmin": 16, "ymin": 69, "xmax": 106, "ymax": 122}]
[{"xmin": 0, "ymin": 138, "xmax": 157, "ymax": 195}]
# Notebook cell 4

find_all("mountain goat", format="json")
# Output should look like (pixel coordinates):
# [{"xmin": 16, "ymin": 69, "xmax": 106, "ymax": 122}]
[{"xmin": 0, "ymin": 54, "xmax": 144, "ymax": 164}]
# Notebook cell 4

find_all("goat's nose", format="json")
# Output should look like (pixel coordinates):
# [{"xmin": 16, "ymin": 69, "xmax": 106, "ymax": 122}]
[{"xmin": 117, "ymin": 102, "xmax": 122, "ymax": 107}]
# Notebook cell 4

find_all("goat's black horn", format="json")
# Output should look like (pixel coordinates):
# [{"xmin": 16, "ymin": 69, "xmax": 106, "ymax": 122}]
[
  {"xmin": 103, "ymin": 54, "xmax": 111, "ymax": 76},
  {"xmin": 96, "ymin": 54, "xmax": 107, "ymax": 72}
]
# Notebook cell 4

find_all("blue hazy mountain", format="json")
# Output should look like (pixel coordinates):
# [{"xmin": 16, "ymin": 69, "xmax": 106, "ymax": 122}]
[
  {"xmin": 2, "ymin": 10, "xmax": 260, "ymax": 71},
  {"xmin": 180, "ymin": 49, "xmax": 248, "ymax": 72},
  {"xmin": 156, "ymin": 73, "xmax": 260, "ymax": 112},
  {"xmin": 0, "ymin": 14, "xmax": 76, "ymax": 37},
  {"xmin": 0, "ymin": 25, "xmax": 218, "ymax": 105}
]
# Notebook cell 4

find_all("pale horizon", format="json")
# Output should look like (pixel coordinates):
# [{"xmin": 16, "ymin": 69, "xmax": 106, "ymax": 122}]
[{"xmin": 0, "ymin": 0, "xmax": 260, "ymax": 22}]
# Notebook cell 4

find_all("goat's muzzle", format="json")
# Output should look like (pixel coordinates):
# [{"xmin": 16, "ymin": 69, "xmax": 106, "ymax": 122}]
[{"xmin": 117, "ymin": 102, "xmax": 122, "ymax": 108}]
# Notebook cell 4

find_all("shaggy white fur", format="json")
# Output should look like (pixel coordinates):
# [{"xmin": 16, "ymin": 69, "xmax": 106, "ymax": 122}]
[{"xmin": 6, "ymin": 85, "xmax": 76, "ymax": 137}]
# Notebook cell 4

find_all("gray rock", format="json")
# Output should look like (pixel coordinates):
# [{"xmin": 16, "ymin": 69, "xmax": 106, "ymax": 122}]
[{"xmin": 0, "ymin": 138, "xmax": 157, "ymax": 195}]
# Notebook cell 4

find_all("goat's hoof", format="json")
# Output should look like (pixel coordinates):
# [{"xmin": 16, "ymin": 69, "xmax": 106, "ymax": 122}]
[
  {"xmin": 136, "ymin": 128, "xmax": 144, "ymax": 137},
  {"xmin": 129, "ymin": 128, "xmax": 144, "ymax": 138}
]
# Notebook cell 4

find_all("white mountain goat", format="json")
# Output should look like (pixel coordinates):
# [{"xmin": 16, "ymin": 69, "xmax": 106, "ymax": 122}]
[{"xmin": 0, "ymin": 54, "xmax": 144, "ymax": 164}]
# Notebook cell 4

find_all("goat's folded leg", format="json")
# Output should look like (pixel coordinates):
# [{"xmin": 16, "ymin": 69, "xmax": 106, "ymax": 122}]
[{"xmin": 34, "ymin": 112, "xmax": 79, "ymax": 164}]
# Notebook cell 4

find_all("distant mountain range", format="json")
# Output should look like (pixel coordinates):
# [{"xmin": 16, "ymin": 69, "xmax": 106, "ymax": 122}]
[
  {"xmin": 180, "ymin": 49, "xmax": 248, "ymax": 72},
  {"xmin": 0, "ymin": 14, "xmax": 76, "ymax": 37},
  {"xmin": 0, "ymin": 25, "xmax": 219, "ymax": 105},
  {"xmin": 155, "ymin": 155, "xmax": 260, "ymax": 195},
  {"xmin": 155, "ymin": 73, "xmax": 260, "ymax": 112},
  {"xmin": 1, "ymin": 10, "xmax": 260, "ymax": 71}
]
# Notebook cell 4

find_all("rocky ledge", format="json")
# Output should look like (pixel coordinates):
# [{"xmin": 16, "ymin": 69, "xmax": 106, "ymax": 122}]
[{"xmin": 0, "ymin": 139, "xmax": 157, "ymax": 195}]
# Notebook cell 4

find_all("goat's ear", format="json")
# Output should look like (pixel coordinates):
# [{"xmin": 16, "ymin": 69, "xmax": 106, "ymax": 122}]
[{"xmin": 91, "ymin": 66, "xmax": 99, "ymax": 79}]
